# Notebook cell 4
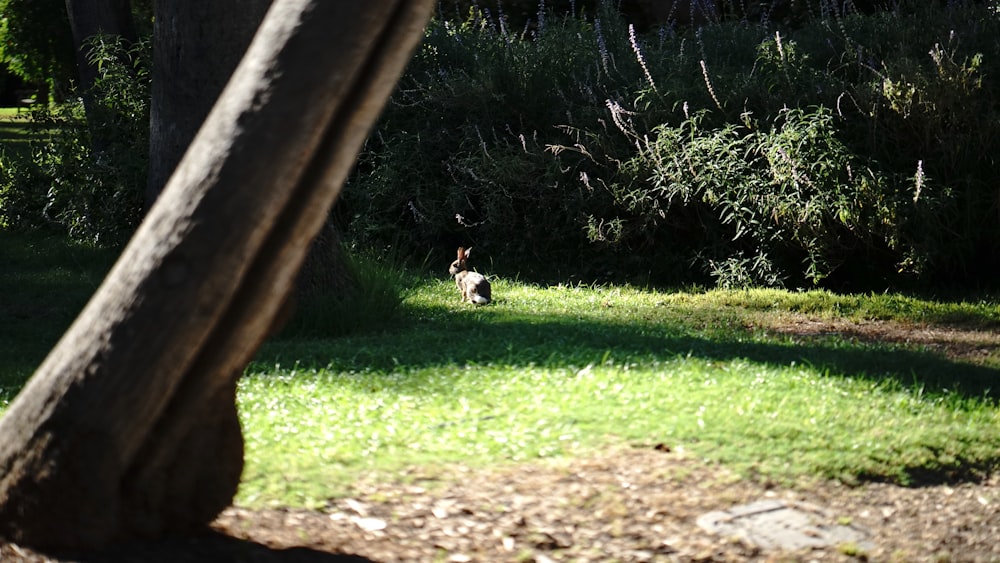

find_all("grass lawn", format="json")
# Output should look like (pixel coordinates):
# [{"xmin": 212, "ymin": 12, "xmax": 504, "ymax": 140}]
[
  {"xmin": 0, "ymin": 107, "xmax": 28, "ymax": 120},
  {"xmin": 1, "ymin": 231, "xmax": 998, "ymax": 511},
  {"xmin": 239, "ymin": 281, "xmax": 999, "ymax": 507},
  {"xmin": 0, "ymin": 106, "xmax": 49, "ymax": 158},
  {"xmin": 0, "ymin": 231, "xmax": 118, "ymax": 393}
]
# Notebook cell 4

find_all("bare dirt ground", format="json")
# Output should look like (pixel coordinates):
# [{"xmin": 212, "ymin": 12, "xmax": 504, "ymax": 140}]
[
  {"xmin": 2, "ymin": 319, "xmax": 998, "ymax": 562},
  {"xmin": 759, "ymin": 317, "xmax": 1000, "ymax": 368}
]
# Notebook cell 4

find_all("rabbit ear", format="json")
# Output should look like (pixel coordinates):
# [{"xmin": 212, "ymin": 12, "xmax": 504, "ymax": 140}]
[
  {"xmin": 464, "ymin": 247, "xmax": 473, "ymax": 259},
  {"xmin": 456, "ymin": 247, "xmax": 465, "ymax": 260}
]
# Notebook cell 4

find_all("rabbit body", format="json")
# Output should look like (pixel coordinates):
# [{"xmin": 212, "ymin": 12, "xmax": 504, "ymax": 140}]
[{"xmin": 449, "ymin": 247, "xmax": 491, "ymax": 304}]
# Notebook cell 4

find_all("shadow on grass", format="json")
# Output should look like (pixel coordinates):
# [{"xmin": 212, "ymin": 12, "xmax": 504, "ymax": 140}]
[
  {"xmin": 0, "ymin": 117, "xmax": 50, "ymax": 158},
  {"xmin": 259, "ymin": 303, "xmax": 999, "ymax": 402},
  {"xmin": 0, "ymin": 232, "xmax": 118, "ymax": 395}
]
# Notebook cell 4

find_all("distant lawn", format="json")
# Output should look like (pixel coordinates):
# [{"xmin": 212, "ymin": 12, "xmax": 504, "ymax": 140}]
[
  {"xmin": 0, "ymin": 107, "xmax": 49, "ymax": 157},
  {"xmin": 1, "ymin": 230, "xmax": 997, "ymax": 511},
  {"xmin": 0, "ymin": 107, "xmax": 27, "ymax": 120},
  {"xmin": 0, "ymin": 106, "xmax": 37, "ymax": 122}
]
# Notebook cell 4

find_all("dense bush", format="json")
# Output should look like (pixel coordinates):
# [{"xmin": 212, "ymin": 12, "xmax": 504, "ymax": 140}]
[
  {"xmin": 2, "ymin": 2, "xmax": 997, "ymax": 289},
  {"xmin": 343, "ymin": 0, "xmax": 1000, "ymax": 289},
  {"xmin": 0, "ymin": 36, "xmax": 147, "ymax": 246}
]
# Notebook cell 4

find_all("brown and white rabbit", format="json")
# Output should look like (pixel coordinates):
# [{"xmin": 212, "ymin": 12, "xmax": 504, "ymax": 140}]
[{"xmin": 449, "ymin": 247, "xmax": 491, "ymax": 304}]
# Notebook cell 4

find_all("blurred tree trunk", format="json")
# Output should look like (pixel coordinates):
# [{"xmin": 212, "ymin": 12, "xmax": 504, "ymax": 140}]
[
  {"xmin": 0, "ymin": 0, "xmax": 434, "ymax": 550},
  {"xmin": 146, "ymin": 0, "xmax": 351, "ymax": 307}
]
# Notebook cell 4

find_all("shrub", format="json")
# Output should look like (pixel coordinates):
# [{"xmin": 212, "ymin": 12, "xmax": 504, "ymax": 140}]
[
  {"xmin": 0, "ymin": 35, "xmax": 148, "ymax": 246},
  {"xmin": 342, "ymin": 8, "xmax": 634, "ymax": 279},
  {"xmin": 344, "ymin": 1, "xmax": 1000, "ymax": 290},
  {"xmin": 596, "ymin": 106, "xmax": 904, "ymax": 288},
  {"xmin": 279, "ymin": 248, "xmax": 416, "ymax": 339}
]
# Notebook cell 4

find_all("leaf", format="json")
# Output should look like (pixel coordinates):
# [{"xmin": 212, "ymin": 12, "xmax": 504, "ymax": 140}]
[{"xmin": 351, "ymin": 516, "xmax": 388, "ymax": 532}]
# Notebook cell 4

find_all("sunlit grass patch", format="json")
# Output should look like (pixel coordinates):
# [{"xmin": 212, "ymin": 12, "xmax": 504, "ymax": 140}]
[{"xmin": 238, "ymin": 279, "xmax": 1000, "ymax": 507}]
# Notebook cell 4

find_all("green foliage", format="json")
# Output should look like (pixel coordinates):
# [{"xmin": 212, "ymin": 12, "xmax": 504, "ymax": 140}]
[
  {"xmin": 346, "ymin": 1, "xmax": 1000, "ymax": 290},
  {"xmin": 280, "ymin": 248, "xmax": 418, "ymax": 339},
  {"xmin": 344, "ymin": 9, "xmax": 623, "ymax": 275},
  {"xmin": 0, "ymin": 0, "xmax": 76, "ymax": 95},
  {"xmin": 0, "ymin": 35, "xmax": 148, "ymax": 246},
  {"xmin": 608, "ymin": 106, "xmax": 902, "ymax": 288}
]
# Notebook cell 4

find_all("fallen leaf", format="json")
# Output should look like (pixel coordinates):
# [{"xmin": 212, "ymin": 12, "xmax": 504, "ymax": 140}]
[{"xmin": 351, "ymin": 516, "xmax": 387, "ymax": 532}]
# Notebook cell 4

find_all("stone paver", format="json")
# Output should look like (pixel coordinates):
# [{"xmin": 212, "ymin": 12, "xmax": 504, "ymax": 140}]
[{"xmin": 697, "ymin": 499, "xmax": 873, "ymax": 551}]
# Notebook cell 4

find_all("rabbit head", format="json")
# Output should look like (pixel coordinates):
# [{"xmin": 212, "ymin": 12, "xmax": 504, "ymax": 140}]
[{"xmin": 449, "ymin": 247, "xmax": 491, "ymax": 305}]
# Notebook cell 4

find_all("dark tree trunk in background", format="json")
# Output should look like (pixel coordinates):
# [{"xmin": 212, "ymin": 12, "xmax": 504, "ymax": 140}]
[
  {"xmin": 64, "ymin": 0, "xmax": 137, "ymax": 130},
  {"xmin": 146, "ymin": 0, "xmax": 272, "ymax": 205},
  {"xmin": 0, "ymin": 0, "xmax": 434, "ymax": 550},
  {"xmin": 64, "ymin": 0, "xmax": 137, "ymax": 89},
  {"xmin": 147, "ymin": 0, "xmax": 351, "ymax": 305}
]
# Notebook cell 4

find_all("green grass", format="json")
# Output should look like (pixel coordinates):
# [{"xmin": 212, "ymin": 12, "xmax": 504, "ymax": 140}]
[
  {"xmin": 0, "ymin": 107, "xmax": 48, "ymax": 157},
  {"xmin": 238, "ymin": 280, "xmax": 1000, "ymax": 507},
  {"xmin": 1, "ymin": 231, "xmax": 998, "ymax": 511},
  {"xmin": 0, "ymin": 231, "xmax": 117, "ymax": 399},
  {"xmin": 0, "ymin": 107, "xmax": 28, "ymax": 120}
]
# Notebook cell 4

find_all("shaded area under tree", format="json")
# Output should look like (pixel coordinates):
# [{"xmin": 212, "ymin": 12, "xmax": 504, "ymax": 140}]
[{"xmin": 0, "ymin": 0, "xmax": 434, "ymax": 551}]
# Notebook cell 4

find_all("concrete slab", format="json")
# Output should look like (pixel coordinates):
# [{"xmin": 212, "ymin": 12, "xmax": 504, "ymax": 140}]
[{"xmin": 697, "ymin": 499, "xmax": 873, "ymax": 552}]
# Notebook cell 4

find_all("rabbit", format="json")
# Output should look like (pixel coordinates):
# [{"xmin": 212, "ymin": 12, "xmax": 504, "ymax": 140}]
[{"xmin": 449, "ymin": 246, "xmax": 491, "ymax": 304}]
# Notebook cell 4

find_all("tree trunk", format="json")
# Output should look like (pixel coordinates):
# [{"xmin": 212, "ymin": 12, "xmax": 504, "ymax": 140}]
[
  {"xmin": 0, "ymin": 0, "xmax": 434, "ymax": 550},
  {"xmin": 63, "ymin": 0, "xmax": 137, "ymax": 132},
  {"xmin": 146, "ymin": 0, "xmax": 351, "ymax": 305},
  {"xmin": 145, "ymin": 0, "xmax": 273, "ymax": 206},
  {"xmin": 64, "ymin": 0, "xmax": 137, "ymax": 88}
]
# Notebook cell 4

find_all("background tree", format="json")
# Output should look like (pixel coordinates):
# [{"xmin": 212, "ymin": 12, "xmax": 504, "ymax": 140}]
[
  {"xmin": 0, "ymin": 0, "xmax": 76, "ymax": 103},
  {"xmin": 146, "ymin": 0, "xmax": 351, "ymax": 304},
  {"xmin": 0, "ymin": 0, "xmax": 434, "ymax": 550},
  {"xmin": 63, "ymin": 0, "xmax": 138, "ymax": 146},
  {"xmin": 64, "ymin": 0, "xmax": 137, "ymax": 92},
  {"xmin": 146, "ymin": 0, "xmax": 272, "ymax": 205}
]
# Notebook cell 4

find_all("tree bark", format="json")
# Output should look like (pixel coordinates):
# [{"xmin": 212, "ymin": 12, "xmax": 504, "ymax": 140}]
[
  {"xmin": 0, "ymin": 0, "xmax": 433, "ymax": 550},
  {"xmin": 146, "ymin": 0, "xmax": 273, "ymax": 206}
]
